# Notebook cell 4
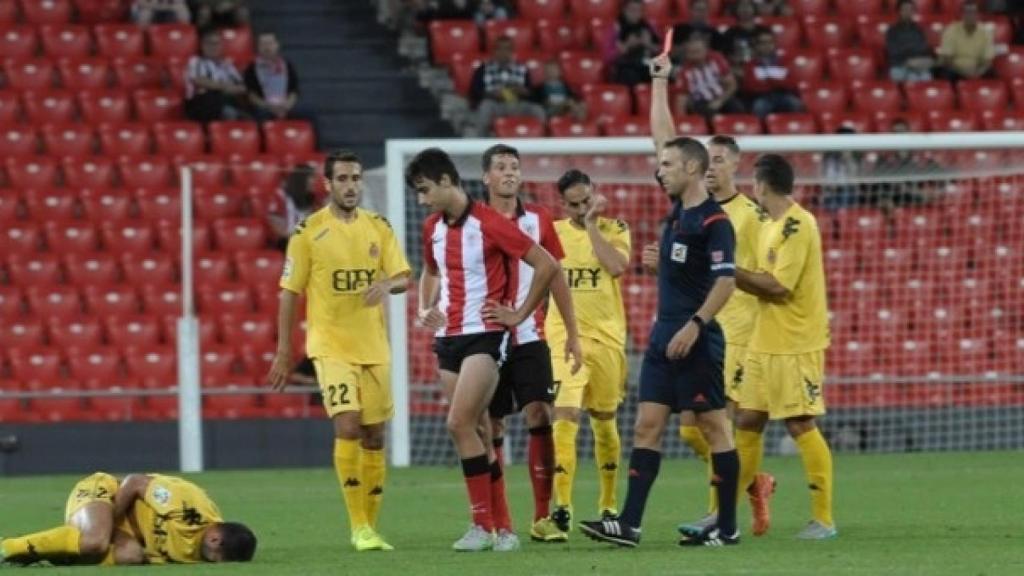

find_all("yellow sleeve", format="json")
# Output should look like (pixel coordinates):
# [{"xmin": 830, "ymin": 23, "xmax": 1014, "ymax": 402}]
[
  {"xmin": 772, "ymin": 217, "xmax": 812, "ymax": 293},
  {"xmin": 609, "ymin": 219, "xmax": 631, "ymax": 260},
  {"xmin": 280, "ymin": 229, "xmax": 311, "ymax": 294},
  {"xmin": 379, "ymin": 220, "xmax": 411, "ymax": 279}
]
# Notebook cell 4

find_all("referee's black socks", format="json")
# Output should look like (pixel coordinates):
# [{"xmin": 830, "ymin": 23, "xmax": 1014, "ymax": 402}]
[
  {"xmin": 711, "ymin": 450, "xmax": 740, "ymax": 536},
  {"xmin": 618, "ymin": 448, "xmax": 661, "ymax": 529}
]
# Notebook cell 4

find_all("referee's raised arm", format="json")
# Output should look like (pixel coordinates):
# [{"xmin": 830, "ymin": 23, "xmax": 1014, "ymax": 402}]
[{"xmin": 649, "ymin": 53, "xmax": 676, "ymax": 158}]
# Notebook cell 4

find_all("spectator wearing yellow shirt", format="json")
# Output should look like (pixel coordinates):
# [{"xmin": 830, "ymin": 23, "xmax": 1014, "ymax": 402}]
[{"xmin": 937, "ymin": 1, "xmax": 995, "ymax": 80}]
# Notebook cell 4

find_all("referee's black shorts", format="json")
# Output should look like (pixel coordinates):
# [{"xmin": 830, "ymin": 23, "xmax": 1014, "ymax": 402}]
[
  {"xmin": 489, "ymin": 340, "xmax": 555, "ymax": 418},
  {"xmin": 638, "ymin": 320, "xmax": 726, "ymax": 413}
]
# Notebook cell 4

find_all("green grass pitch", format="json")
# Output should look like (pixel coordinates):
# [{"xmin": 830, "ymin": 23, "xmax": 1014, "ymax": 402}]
[{"xmin": 2, "ymin": 451, "xmax": 1021, "ymax": 575}]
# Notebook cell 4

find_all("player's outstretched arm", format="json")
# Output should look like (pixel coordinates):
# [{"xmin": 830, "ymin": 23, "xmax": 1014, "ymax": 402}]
[
  {"xmin": 650, "ymin": 53, "xmax": 677, "ymax": 158},
  {"xmin": 548, "ymin": 270, "xmax": 583, "ymax": 374},
  {"xmin": 112, "ymin": 474, "xmax": 151, "ymax": 526},
  {"xmin": 268, "ymin": 289, "xmax": 300, "ymax": 391},
  {"xmin": 735, "ymin": 268, "xmax": 790, "ymax": 302}
]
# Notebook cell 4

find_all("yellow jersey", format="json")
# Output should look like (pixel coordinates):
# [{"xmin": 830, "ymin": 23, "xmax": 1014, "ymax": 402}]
[
  {"xmin": 545, "ymin": 217, "xmax": 630, "ymax": 348},
  {"xmin": 281, "ymin": 207, "xmax": 411, "ymax": 365},
  {"xmin": 748, "ymin": 202, "xmax": 830, "ymax": 354},
  {"xmin": 717, "ymin": 192, "xmax": 767, "ymax": 346},
  {"xmin": 126, "ymin": 475, "xmax": 223, "ymax": 564}
]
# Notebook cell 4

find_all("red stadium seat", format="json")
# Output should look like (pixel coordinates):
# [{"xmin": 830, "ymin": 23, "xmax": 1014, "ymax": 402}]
[
  {"xmin": 904, "ymin": 80, "xmax": 954, "ymax": 111},
  {"xmin": 147, "ymin": 23, "xmax": 197, "ymax": 59},
  {"xmin": 851, "ymin": 80, "xmax": 901, "ymax": 114},
  {"xmin": 873, "ymin": 110, "xmax": 925, "ymax": 132},
  {"xmin": 0, "ymin": 90, "xmax": 21, "ymax": 126},
  {"xmin": 100, "ymin": 221, "xmax": 156, "ymax": 253},
  {"xmin": 228, "ymin": 155, "xmax": 282, "ymax": 188},
  {"xmin": 982, "ymin": 16, "xmax": 1012, "ymax": 46},
  {"xmin": 62, "ymin": 157, "xmax": 113, "ymax": 188},
  {"xmin": 156, "ymin": 219, "xmax": 212, "ymax": 252},
  {"xmin": 569, "ymin": 0, "xmax": 618, "ymax": 19},
  {"xmin": 76, "ymin": 1, "xmax": 130, "ymax": 26},
  {"xmin": 891, "ymin": 208, "xmax": 944, "ymax": 247},
  {"xmin": 199, "ymin": 345, "xmax": 238, "ymax": 382},
  {"xmin": 836, "ymin": 208, "xmax": 886, "ymax": 248},
  {"xmin": 94, "ymin": 23, "xmax": 143, "ymax": 57},
  {"xmin": 221, "ymin": 313, "xmax": 276, "ymax": 344},
  {"xmin": 803, "ymin": 16, "xmax": 853, "ymax": 53},
  {"xmin": 676, "ymin": 114, "xmax": 709, "ymax": 136},
  {"xmin": 429, "ymin": 20, "xmax": 480, "ymax": 65},
  {"xmin": 263, "ymin": 120, "xmax": 315, "ymax": 155},
  {"xmin": 558, "ymin": 50, "xmax": 605, "ymax": 91},
  {"xmin": 78, "ymin": 89, "xmax": 131, "ymax": 124},
  {"xmin": 40, "ymin": 24, "xmax": 92, "ymax": 58},
  {"xmin": 0, "ymin": 25, "xmax": 39, "ymax": 58},
  {"xmin": 548, "ymin": 116, "xmax": 600, "ymax": 136},
  {"xmin": 856, "ymin": 17, "xmax": 890, "ymax": 53},
  {"xmin": 83, "ymin": 285, "xmax": 140, "ymax": 315},
  {"xmin": 789, "ymin": 0, "xmax": 829, "ymax": 16},
  {"xmin": 520, "ymin": 0, "xmax": 566, "ymax": 19},
  {"xmin": 161, "ymin": 314, "xmax": 219, "ymax": 348},
  {"xmin": 0, "ymin": 126, "xmax": 39, "ymax": 156},
  {"xmin": 765, "ymin": 113, "xmax": 817, "ymax": 134},
  {"xmin": 194, "ymin": 188, "xmax": 243, "ymax": 219},
  {"xmin": 233, "ymin": 250, "xmax": 282, "ymax": 285},
  {"xmin": 49, "ymin": 317, "xmax": 103, "ymax": 348},
  {"xmin": 0, "ymin": 189, "xmax": 20, "ymax": 221},
  {"xmin": 26, "ymin": 285, "xmax": 82, "ymax": 316},
  {"xmin": 194, "ymin": 252, "xmax": 234, "ymax": 283},
  {"xmin": 262, "ymin": 393, "xmax": 312, "ymax": 418},
  {"xmin": 132, "ymin": 88, "xmax": 183, "ymax": 122},
  {"xmin": 139, "ymin": 284, "xmax": 181, "ymax": 316},
  {"xmin": 103, "ymin": 314, "xmax": 162, "ymax": 346},
  {"xmin": 0, "ymin": 285, "xmax": 24, "ymax": 317},
  {"xmin": 180, "ymin": 156, "xmax": 227, "ymax": 187},
  {"xmin": 581, "ymin": 83, "xmax": 631, "ymax": 121},
  {"xmin": 219, "ymin": 26, "xmax": 253, "ymax": 68},
  {"xmin": 0, "ymin": 224, "xmax": 41, "ymax": 253},
  {"xmin": 484, "ymin": 19, "xmax": 535, "ymax": 52},
  {"xmin": 198, "ymin": 284, "xmax": 254, "ymax": 314},
  {"xmin": 134, "ymin": 187, "xmax": 181, "ymax": 222},
  {"xmin": 64, "ymin": 253, "xmax": 119, "ymax": 284},
  {"xmin": 817, "ymin": 110, "xmax": 874, "ymax": 133},
  {"xmin": 209, "ymin": 120, "xmax": 260, "ymax": 157},
  {"xmin": 80, "ymin": 188, "xmax": 130, "ymax": 221},
  {"xmin": 25, "ymin": 188, "xmax": 78, "ymax": 220},
  {"xmin": 21, "ymin": 0, "xmax": 72, "ymax": 24},
  {"xmin": 0, "ymin": 0, "xmax": 14, "ymax": 22},
  {"xmin": 119, "ymin": 159, "xmax": 173, "ymax": 189},
  {"xmin": 121, "ymin": 253, "xmax": 175, "ymax": 285},
  {"xmin": 919, "ymin": 14, "xmax": 953, "ymax": 47},
  {"xmin": 712, "ymin": 114, "xmax": 763, "ymax": 135},
  {"xmin": 204, "ymin": 393, "xmax": 261, "ymax": 419},
  {"xmin": 0, "ymin": 319, "xmax": 44, "ymax": 347},
  {"xmin": 88, "ymin": 396, "xmax": 144, "ymax": 420},
  {"xmin": 926, "ymin": 109, "xmax": 976, "ymax": 132},
  {"xmin": 45, "ymin": 222, "xmax": 99, "ymax": 253},
  {"xmin": 3, "ymin": 58, "xmax": 56, "ymax": 90},
  {"xmin": 602, "ymin": 115, "xmax": 649, "ymax": 136},
  {"xmin": 41, "ymin": 124, "xmax": 96, "ymax": 157},
  {"xmin": 783, "ymin": 50, "xmax": 824, "ymax": 88},
  {"xmin": 112, "ymin": 56, "xmax": 165, "ymax": 89},
  {"xmin": 492, "ymin": 115, "xmax": 545, "ymax": 137},
  {"xmin": 981, "ymin": 110, "xmax": 1024, "ymax": 131},
  {"xmin": 827, "ymin": 49, "xmax": 877, "ymax": 85},
  {"xmin": 800, "ymin": 82, "xmax": 848, "ymax": 115},
  {"xmin": 994, "ymin": 47, "xmax": 1024, "ymax": 82},
  {"xmin": 153, "ymin": 121, "xmax": 205, "ymax": 158},
  {"xmin": 58, "ymin": 57, "xmax": 111, "ymax": 90},
  {"xmin": 125, "ymin": 345, "xmax": 176, "ymax": 387},
  {"xmin": 536, "ymin": 19, "xmax": 584, "ymax": 53},
  {"xmin": 99, "ymin": 123, "xmax": 153, "ymax": 157},
  {"xmin": 212, "ymin": 217, "xmax": 267, "ymax": 250},
  {"xmin": 22, "ymin": 88, "xmax": 76, "ymax": 124},
  {"xmin": 956, "ymin": 79, "xmax": 1007, "ymax": 114},
  {"xmin": 6, "ymin": 157, "xmax": 58, "ymax": 188},
  {"xmin": 836, "ymin": 0, "xmax": 883, "ymax": 18},
  {"xmin": 761, "ymin": 17, "xmax": 802, "ymax": 53},
  {"xmin": 9, "ymin": 348, "xmax": 64, "ymax": 386}
]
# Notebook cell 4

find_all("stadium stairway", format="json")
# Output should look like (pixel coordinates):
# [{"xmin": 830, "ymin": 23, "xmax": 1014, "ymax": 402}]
[{"xmin": 246, "ymin": 0, "xmax": 453, "ymax": 166}]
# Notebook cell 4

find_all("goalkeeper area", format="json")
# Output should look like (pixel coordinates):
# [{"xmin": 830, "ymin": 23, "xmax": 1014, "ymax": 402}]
[{"xmin": 1, "ymin": 452, "xmax": 1019, "ymax": 575}]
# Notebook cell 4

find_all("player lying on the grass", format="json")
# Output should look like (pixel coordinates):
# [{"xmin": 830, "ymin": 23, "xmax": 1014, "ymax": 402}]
[
  {"xmin": 579, "ymin": 55, "xmax": 740, "ymax": 548},
  {"xmin": 409, "ymin": 147, "xmax": 561, "ymax": 552},
  {"xmin": 0, "ymin": 472, "xmax": 256, "ymax": 566},
  {"xmin": 480, "ymin": 143, "xmax": 583, "ymax": 545},
  {"xmin": 546, "ymin": 168, "xmax": 631, "ymax": 540},
  {"xmin": 732, "ymin": 153, "xmax": 837, "ymax": 540},
  {"xmin": 269, "ymin": 150, "xmax": 411, "ymax": 552}
]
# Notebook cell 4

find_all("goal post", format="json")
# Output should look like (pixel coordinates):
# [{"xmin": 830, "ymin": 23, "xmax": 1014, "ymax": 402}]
[{"xmin": 384, "ymin": 131, "xmax": 1024, "ymax": 467}]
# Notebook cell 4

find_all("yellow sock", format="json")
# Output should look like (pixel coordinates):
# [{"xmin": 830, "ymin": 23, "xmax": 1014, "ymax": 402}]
[
  {"xmin": 680, "ymin": 425, "xmax": 716, "ymax": 514},
  {"xmin": 736, "ymin": 429, "xmax": 764, "ymax": 499},
  {"xmin": 590, "ymin": 416, "xmax": 620, "ymax": 513},
  {"xmin": 1, "ymin": 525, "xmax": 81, "ymax": 562},
  {"xmin": 361, "ymin": 447, "xmax": 386, "ymax": 529},
  {"xmin": 552, "ymin": 419, "xmax": 578, "ymax": 509},
  {"xmin": 795, "ymin": 427, "xmax": 834, "ymax": 527},
  {"xmin": 333, "ymin": 438, "xmax": 368, "ymax": 532}
]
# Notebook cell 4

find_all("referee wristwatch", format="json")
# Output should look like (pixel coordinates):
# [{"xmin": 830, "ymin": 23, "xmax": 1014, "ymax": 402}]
[{"xmin": 689, "ymin": 315, "xmax": 706, "ymax": 331}]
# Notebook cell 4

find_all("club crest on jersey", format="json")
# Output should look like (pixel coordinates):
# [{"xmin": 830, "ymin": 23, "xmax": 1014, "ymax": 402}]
[
  {"xmin": 671, "ymin": 242, "xmax": 688, "ymax": 263},
  {"xmin": 152, "ymin": 486, "xmax": 171, "ymax": 505},
  {"xmin": 369, "ymin": 242, "xmax": 379, "ymax": 258}
]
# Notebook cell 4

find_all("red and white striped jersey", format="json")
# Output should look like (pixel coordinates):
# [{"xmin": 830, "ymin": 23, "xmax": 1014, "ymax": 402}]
[
  {"xmin": 423, "ymin": 199, "xmax": 536, "ymax": 337},
  {"xmin": 503, "ymin": 201, "xmax": 565, "ymax": 345}
]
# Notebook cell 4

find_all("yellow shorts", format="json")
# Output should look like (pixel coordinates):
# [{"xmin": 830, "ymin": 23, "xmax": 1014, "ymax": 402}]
[
  {"xmin": 64, "ymin": 472, "xmax": 118, "ymax": 522},
  {"xmin": 312, "ymin": 358, "xmax": 393, "ymax": 425},
  {"xmin": 724, "ymin": 342, "xmax": 747, "ymax": 403},
  {"xmin": 551, "ymin": 336, "xmax": 626, "ymax": 413},
  {"xmin": 738, "ymin": 350, "xmax": 827, "ymax": 420}
]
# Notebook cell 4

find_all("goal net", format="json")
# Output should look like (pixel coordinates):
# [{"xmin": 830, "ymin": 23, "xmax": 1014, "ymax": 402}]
[{"xmin": 383, "ymin": 133, "xmax": 1024, "ymax": 467}]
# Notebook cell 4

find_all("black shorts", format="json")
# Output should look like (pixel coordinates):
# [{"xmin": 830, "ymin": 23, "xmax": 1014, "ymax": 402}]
[
  {"xmin": 489, "ymin": 340, "xmax": 554, "ymax": 418},
  {"xmin": 433, "ymin": 332, "xmax": 508, "ymax": 374},
  {"xmin": 638, "ymin": 321, "xmax": 726, "ymax": 413}
]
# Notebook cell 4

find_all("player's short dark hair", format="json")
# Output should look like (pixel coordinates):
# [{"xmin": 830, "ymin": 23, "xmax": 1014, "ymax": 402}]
[
  {"xmin": 664, "ymin": 136, "xmax": 710, "ymax": 174},
  {"xmin": 405, "ymin": 147, "xmax": 461, "ymax": 188},
  {"xmin": 708, "ymin": 135, "xmax": 740, "ymax": 156},
  {"xmin": 218, "ymin": 522, "xmax": 257, "ymax": 562},
  {"xmin": 556, "ymin": 169, "xmax": 592, "ymax": 195},
  {"xmin": 482, "ymin": 143, "xmax": 519, "ymax": 171},
  {"xmin": 753, "ymin": 154, "xmax": 795, "ymax": 195},
  {"xmin": 324, "ymin": 149, "xmax": 361, "ymax": 179}
]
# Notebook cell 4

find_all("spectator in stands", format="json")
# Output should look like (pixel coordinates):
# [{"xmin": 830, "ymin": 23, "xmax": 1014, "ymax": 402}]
[
  {"xmin": 723, "ymin": 0, "xmax": 770, "ymax": 65},
  {"xmin": 131, "ymin": 0, "xmax": 191, "ymax": 25},
  {"xmin": 473, "ymin": 0, "xmax": 509, "ymax": 27},
  {"xmin": 603, "ymin": 0, "xmax": 661, "ymax": 86},
  {"xmin": 244, "ymin": 33, "xmax": 302, "ymax": 121},
  {"xmin": 938, "ymin": 0, "xmax": 995, "ymax": 80},
  {"xmin": 414, "ymin": 0, "xmax": 473, "ymax": 24},
  {"xmin": 675, "ymin": 36, "xmax": 744, "ymax": 120},
  {"xmin": 673, "ymin": 0, "xmax": 729, "ymax": 55},
  {"xmin": 742, "ymin": 29, "xmax": 803, "ymax": 118},
  {"xmin": 821, "ymin": 126, "xmax": 865, "ymax": 211},
  {"xmin": 269, "ymin": 164, "xmax": 318, "ymax": 249},
  {"xmin": 468, "ymin": 35, "xmax": 546, "ymax": 136},
  {"xmin": 184, "ymin": 30, "xmax": 248, "ymax": 123},
  {"xmin": 753, "ymin": 0, "xmax": 792, "ymax": 16},
  {"xmin": 887, "ymin": 0, "xmax": 935, "ymax": 82},
  {"xmin": 532, "ymin": 60, "xmax": 586, "ymax": 120},
  {"xmin": 872, "ymin": 119, "xmax": 942, "ymax": 208},
  {"xmin": 194, "ymin": 0, "xmax": 250, "ymax": 31}
]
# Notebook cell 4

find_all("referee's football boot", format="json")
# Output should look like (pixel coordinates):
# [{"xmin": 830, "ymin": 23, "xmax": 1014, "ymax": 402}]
[{"xmin": 579, "ymin": 517, "xmax": 640, "ymax": 548}]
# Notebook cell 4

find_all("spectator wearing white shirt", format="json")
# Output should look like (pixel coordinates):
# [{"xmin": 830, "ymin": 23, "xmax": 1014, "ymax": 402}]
[{"xmin": 184, "ymin": 30, "xmax": 247, "ymax": 123}]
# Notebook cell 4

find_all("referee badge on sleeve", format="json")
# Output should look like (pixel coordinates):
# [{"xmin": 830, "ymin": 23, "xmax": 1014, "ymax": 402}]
[{"xmin": 671, "ymin": 242, "xmax": 688, "ymax": 263}]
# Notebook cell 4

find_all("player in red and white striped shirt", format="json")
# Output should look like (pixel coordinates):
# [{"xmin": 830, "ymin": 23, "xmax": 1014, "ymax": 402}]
[
  {"xmin": 481, "ymin": 144, "xmax": 583, "ymax": 545},
  {"xmin": 408, "ymin": 148, "xmax": 561, "ymax": 552}
]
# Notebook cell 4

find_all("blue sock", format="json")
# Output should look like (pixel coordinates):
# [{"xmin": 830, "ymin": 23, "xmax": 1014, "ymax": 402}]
[{"xmin": 618, "ymin": 448, "xmax": 661, "ymax": 529}]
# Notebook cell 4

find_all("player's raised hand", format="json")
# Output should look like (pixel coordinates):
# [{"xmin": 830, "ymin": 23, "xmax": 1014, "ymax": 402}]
[
  {"xmin": 584, "ymin": 193, "xmax": 608, "ymax": 224},
  {"xmin": 642, "ymin": 242, "xmax": 659, "ymax": 273},
  {"xmin": 565, "ymin": 334, "xmax": 584, "ymax": 375},
  {"xmin": 666, "ymin": 321, "xmax": 700, "ymax": 360},
  {"xmin": 363, "ymin": 279, "xmax": 391, "ymax": 307},
  {"xmin": 649, "ymin": 53, "xmax": 672, "ymax": 80},
  {"xmin": 482, "ymin": 300, "xmax": 521, "ymax": 327},
  {"xmin": 417, "ymin": 306, "xmax": 446, "ymax": 330},
  {"xmin": 267, "ymin": 351, "xmax": 292, "ymax": 391}
]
